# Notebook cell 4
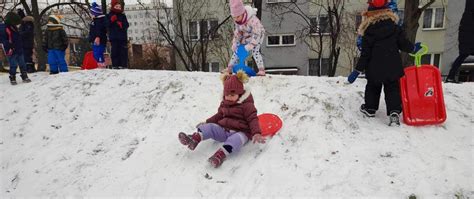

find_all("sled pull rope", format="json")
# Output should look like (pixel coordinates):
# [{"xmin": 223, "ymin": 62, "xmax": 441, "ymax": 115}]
[{"xmin": 409, "ymin": 44, "xmax": 429, "ymax": 67}]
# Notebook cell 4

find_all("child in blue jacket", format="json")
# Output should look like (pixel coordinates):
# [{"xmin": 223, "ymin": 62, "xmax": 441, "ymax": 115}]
[{"xmin": 89, "ymin": 2, "xmax": 108, "ymax": 68}]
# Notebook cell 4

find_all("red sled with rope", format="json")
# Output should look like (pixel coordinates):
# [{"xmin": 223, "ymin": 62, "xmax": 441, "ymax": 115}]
[{"xmin": 399, "ymin": 44, "xmax": 447, "ymax": 126}]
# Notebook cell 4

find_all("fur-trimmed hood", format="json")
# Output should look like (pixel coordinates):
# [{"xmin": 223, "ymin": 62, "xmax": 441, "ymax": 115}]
[
  {"xmin": 358, "ymin": 9, "xmax": 399, "ymax": 36},
  {"xmin": 244, "ymin": 5, "xmax": 257, "ymax": 22}
]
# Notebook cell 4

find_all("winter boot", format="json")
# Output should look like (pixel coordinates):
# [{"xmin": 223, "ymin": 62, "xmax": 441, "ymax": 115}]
[
  {"xmin": 388, "ymin": 112, "xmax": 401, "ymax": 126},
  {"xmin": 360, "ymin": 104, "xmax": 376, "ymax": 117},
  {"xmin": 20, "ymin": 73, "xmax": 31, "ymax": 83},
  {"xmin": 9, "ymin": 75, "xmax": 17, "ymax": 85},
  {"xmin": 178, "ymin": 132, "xmax": 201, "ymax": 150},
  {"xmin": 208, "ymin": 148, "xmax": 228, "ymax": 168}
]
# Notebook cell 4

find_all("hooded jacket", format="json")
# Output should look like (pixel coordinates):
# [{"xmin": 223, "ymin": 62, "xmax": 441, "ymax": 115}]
[{"xmin": 356, "ymin": 9, "xmax": 414, "ymax": 82}]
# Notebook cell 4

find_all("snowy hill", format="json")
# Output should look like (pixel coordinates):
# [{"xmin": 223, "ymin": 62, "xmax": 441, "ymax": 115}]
[{"xmin": 0, "ymin": 70, "xmax": 472, "ymax": 198}]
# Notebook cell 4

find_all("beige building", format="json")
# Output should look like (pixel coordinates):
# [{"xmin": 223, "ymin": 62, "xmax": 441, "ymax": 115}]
[
  {"xmin": 172, "ymin": 0, "xmax": 457, "ymax": 77},
  {"xmin": 172, "ymin": 0, "xmax": 253, "ymax": 72}
]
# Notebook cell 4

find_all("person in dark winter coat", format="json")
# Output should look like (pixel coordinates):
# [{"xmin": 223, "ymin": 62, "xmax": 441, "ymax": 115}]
[
  {"xmin": 89, "ymin": 2, "xmax": 108, "ymax": 68},
  {"xmin": 347, "ymin": 0, "xmax": 420, "ymax": 126},
  {"xmin": 178, "ymin": 71, "xmax": 265, "ymax": 168},
  {"xmin": 1, "ymin": 11, "xmax": 31, "ymax": 85},
  {"xmin": 107, "ymin": 0, "xmax": 129, "ymax": 69},
  {"xmin": 43, "ymin": 15, "xmax": 68, "ymax": 74},
  {"xmin": 446, "ymin": 0, "xmax": 474, "ymax": 83},
  {"xmin": 18, "ymin": 9, "xmax": 36, "ymax": 73}
]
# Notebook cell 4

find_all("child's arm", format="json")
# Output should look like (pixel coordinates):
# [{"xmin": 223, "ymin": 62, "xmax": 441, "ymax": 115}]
[
  {"xmin": 231, "ymin": 27, "xmax": 240, "ymax": 52},
  {"xmin": 206, "ymin": 106, "xmax": 224, "ymax": 124},
  {"xmin": 396, "ymin": 27, "xmax": 415, "ymax": 53},
  {"xmin": 245, "ymin": 18, "xmax": 265, "ymax": 51},
  {"xmin": 243, "ymin": 104, "xmax": 262, "ymax": 139},
  {"xmin": 355, "ymin": 34, "xmax": 374, "ymax": 72},
  {"xmin": 61, "ymin": 29, "xmax": 68, "ymax": 50},
  {"xmin": 122, "ymin": 14, "xmax": 129, "ymax": 30}
]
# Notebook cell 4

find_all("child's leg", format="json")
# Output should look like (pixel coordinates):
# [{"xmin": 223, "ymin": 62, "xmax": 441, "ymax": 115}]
[
  {"xmin": 251, "ymin": 33, "xmax": 265, "ymax": 71},
  {"xmin": 198, "ymin": 123, "xmax": 229, "ymax": 142},
  {"xmin": 57, "ymin": 50, "xmax": 68, "ymax": 72},
  {"xmin": 120, "ymin": 40, "xmax": 129, "ymax": 68},
  {"xmin": 8, "ymin": 54, "xmax": 19, "ymax": 76},
  {"xmin": 364, "ymin": 80, "xmax": 383, "ymax": 111},
  {"xmin": 111, "ymin": 41, "xmax": 120, "ymax": 68},
  {"xmin": 93, "ymin": 44, "xmax": 106, "ymax": 64},
  {"xmin": 48, "ymin": 50, "xmax": 59, "ymax": 74},
  {"xmin": 383, "ymin": 80, "xmax": 402, "ymax": 116},
  {"xmin": 223, "ymin": 132, "xmax": 248, "ymax": 154}
]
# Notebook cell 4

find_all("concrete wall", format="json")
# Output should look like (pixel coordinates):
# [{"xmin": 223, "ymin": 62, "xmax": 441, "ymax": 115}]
[
  {"xmin": 261, "ymin": 1, "xmax": 309, "ymax": 75},
  {"xmin": 443, "ymin": 0, "xmax": 469, "ymax": 76}
]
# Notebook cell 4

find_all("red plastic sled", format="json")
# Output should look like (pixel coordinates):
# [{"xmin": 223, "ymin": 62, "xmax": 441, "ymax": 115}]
[
  {"xmin": 81, "ymin": 51, "xmax": 98, "ymax": 70},
  {"xmin": 399, "ymin": 45, "xmax": 446, "ymax": 126},
  {"xmin": 258, "ymin": 113, "xmax": 283, "ymax": 137}
]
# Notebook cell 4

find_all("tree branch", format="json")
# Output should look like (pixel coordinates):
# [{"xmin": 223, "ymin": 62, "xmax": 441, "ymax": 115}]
[{"xmin": 39, "ymin": 2, "xmax": 89, "ymax": 18}]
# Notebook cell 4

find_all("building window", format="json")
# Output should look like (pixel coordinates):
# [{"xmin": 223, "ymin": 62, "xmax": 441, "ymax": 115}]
[
  {"xmin": 267, "ymin": 35, "xmax": 295, "ymax": 47},
  {"xmin": 423, "ymin": 8, "xmax": 445, "ymax": 29},
  {"xmin": 189, "ymin": 19, "xmax": 219, "ymax": 41},
  {"xmin": 308, "ymin": 58, "xmax": 330, "ymax": 76},
  {"xmin": 421, "ymin": 53, "xmax": 441, "ymax": 68},
  {"xmin": 203, "ymin": 62, "xmax": 219, "ymax": 72},
  {"xmin": 310, "ymin": 15, "xmax": 330, "ymax": 35},
  {"xmin": 210, "ymin": 62, "xmax": 220, "ymax": 72},
  {"xmin": 189, "ymin": 21, "xmax": 199, "ymax": 40}
]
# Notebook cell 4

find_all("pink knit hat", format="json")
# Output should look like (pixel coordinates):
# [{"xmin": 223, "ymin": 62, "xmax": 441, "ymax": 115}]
[{"xmin": 230, "ymin": 0, "xmax": 246, "ymax": 17}]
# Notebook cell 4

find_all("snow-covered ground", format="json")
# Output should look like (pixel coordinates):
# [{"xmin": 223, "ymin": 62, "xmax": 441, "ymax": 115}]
[{"xmin": 0, "ymin": 70, "xmax": 472, "ymax": 198}]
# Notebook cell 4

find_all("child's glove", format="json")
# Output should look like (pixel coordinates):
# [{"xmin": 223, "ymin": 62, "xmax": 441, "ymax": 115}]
[
  {"xmin": 252, "ymin": 134, "xmax": 266, "ymax": 144},
  {"xmin": 356, "ymin": 36, "xmax": 363, "ymax": 51},
  {"xmin": 413, "ymin": 42, "xmax": 422, "ymax": 53},
  {"xmin": 347, "ymin": 70, "xmax": 361, "ymax": 84},
  {"xmin": 244, "ymin": 44, "xmax": 254, "ymax": 52},
  {"xmin": 94, "ymin": 37, "xmax": 100, "ymax": 45},
  {"xmin": 110, "ymin": 15, "xmax": 117, "ymax": 23},
  {"xmin": 6, "ymin": 49, "xmax": 13, "ymax": 56},
  {"xmin": 117, "ymin": 21, "xmax": 123, "ymax": 29}
]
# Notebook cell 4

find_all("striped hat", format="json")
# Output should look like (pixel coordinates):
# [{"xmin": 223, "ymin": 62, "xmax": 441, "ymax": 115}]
[
  {"xmin": 48, "ymin": 15, "xmax": 61, "ymax": 25},
  {"xmin": 90, "ymin": 2, "xmax": 103, "ymax": 16}
]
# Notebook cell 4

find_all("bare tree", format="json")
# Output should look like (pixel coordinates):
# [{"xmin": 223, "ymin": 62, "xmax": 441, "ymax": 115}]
[
  {"xmin": 18, "ymin": 0, "xmax": 90, "ymax": 71},
  {"xmin": 339, "ymin": 10, "xmax": 361, "ymax": 73},
  {"xmin": 136, "ymin": 0, "xmax": 232, "ymax": 71},
  {"xmin": 401, "ymin": 0, "xmax": 437, "ymax": 66},
  {"xmin": 266, "ymin": 0, "xmax": 346, "ymax": 77}
]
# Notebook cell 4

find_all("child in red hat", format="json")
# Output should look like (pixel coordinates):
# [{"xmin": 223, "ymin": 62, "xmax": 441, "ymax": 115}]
[
  {"xmin": 179, "ymin": 71, "xmax": 265, "ymax": 168},
  {"xmin": 107, "ymin": 0, "xmax": 129, "ymax": 69}
]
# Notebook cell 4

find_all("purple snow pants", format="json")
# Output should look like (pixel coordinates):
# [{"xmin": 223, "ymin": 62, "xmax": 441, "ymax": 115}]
[{"xmin": 197, "ymin": 123, "xmax": 248, "ymax": 153}]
